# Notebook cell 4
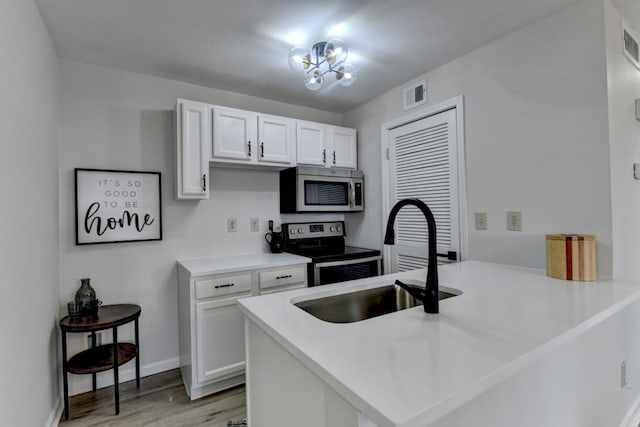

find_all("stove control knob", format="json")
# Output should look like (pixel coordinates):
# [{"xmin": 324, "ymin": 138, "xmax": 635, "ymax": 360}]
[
  {"xmin": 297, "ymin": 228, "xmax": 303, "ymax": 234},
  {"xmin": 289, "ymin": 229, "xmax": 295, "ymax": 235},
  {"xmin": 337, "ymin": 226, "xmax": 342, "ymax": 232},
  {"xmin": 330, "ymin": 227, "xmax": 335, "ymax": 232}
]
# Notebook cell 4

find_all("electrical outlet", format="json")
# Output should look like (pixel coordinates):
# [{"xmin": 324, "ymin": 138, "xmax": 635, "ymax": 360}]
[
  {"xmin": 506, "ymin": 211, "xmax": 522, "ymax": 231},
  {"xmin": 474, "ymin": 212, "xmax": 488, "ymax": 230},
  {"xmin": 227, "ymin": 218, "xmax": 237, "ymax": 233},
  {"xmin": 250, "ymin": 218, "xmax": 259, "ymax": 232}
]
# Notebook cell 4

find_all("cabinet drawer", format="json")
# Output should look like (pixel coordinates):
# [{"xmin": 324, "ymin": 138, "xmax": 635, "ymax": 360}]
[
  {"xmin": 259, "ymin": 266, "xmax": 306, "ymax": 290},
  {"xmin": 195, "ymin": 274, "xmax": 252, "ymax": 299}
]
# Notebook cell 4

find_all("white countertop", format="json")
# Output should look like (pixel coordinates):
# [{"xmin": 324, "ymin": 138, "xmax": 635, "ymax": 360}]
[
  {"xmin": 177, "ymin": 252, "xmax": 311, "ymax": 276},
  {"xmin": 237, "ymin": 261, "xmax": 640, "ymax": 427}
]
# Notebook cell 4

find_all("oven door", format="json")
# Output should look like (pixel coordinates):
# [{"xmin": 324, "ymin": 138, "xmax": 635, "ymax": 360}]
[
  {"xmin": 312, "ymin": 256, "xmax": 381, "ymax": 286},
  {"xmin": 297, "ymin": 174, "xmax": 361, "ymax": 212}
]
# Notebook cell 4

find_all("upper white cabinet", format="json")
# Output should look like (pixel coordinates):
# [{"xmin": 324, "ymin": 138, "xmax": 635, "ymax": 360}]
[
  {"xmin": 297, "ymin": 122, "xmax": 357, "ymax": 169},
  {"xmin": 212, "ymin": 106, "xmax": 255, "ymax": 162},
  {"xmin": 175, "ymin": 99, "xmax": 357, "ymax": 198},
  {"xmin": 296, "ymin": 120, "xmax": 327, "ymax": 166},
  {"xmin": 176, "ymin": 99, "xmax": 210, "ymax": 200},
  {"xmin": 212, "ymin": 106, "xmax": 295, "ymax": 167},
  {"xmin": 257, "ymin": 114, "xmax": 295, "ymax": 165},
  {"xmin": 329, "ymin": 126, "xmax": 357, "ymax": 169}
]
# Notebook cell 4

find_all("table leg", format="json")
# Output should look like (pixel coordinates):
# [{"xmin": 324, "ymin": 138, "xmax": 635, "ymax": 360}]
[
  {"xmin": 135, "ymin": 318, "xmax": 140, "ymax": 389},
  {"xmin": 91, "ymin": 332, "xmax": 97, "ymax": 392},
  {"xmin": 62, "ymin": 331, "xmax": 69, "ymax": 420},
  {"xmin": 112, "ymin": 326, "xmax": 119, "ymax": 415}
]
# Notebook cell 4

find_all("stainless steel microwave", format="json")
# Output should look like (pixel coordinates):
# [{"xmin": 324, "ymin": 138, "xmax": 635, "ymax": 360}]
[{"xmin": 280, "ymin": 167, "xmax": 364, "ymax": 213}]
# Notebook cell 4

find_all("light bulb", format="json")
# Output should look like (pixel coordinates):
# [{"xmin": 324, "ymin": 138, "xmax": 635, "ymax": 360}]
[
  {"xmin": 288, "ymin": 47, "xmax": 311, "ymax": 73},
  {"xmin": 336, "ymin": 64, "xmax": 357, "ymax": 87},
  {"xmin": 305, "ymin": 70, "xmax": 323, "ymax": 91},
  {"xmin": 325, "ymin": 39, "xmax": 348, "ymax": 65}
]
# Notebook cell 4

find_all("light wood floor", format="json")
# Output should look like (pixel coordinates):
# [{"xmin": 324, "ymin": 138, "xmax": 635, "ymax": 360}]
[{"xmin": 59, "ymin": 369, "xmax": 246, "ymax": 426}]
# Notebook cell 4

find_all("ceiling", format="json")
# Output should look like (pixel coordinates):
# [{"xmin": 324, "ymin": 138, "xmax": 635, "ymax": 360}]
[{"xmin": 36, "ymin": 0, "xmax": 588, "ymax": 113}]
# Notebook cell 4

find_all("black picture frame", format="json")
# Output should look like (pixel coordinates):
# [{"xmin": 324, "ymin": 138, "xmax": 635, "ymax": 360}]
[{"xmin": 75, "ymin": 168, "xmax": 163, "ymax": 245}]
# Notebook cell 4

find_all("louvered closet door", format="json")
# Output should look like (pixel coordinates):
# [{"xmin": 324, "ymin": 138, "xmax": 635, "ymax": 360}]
[{"xmin": 387, "ymin": 108, "xmax": 459, "ymax": 272}]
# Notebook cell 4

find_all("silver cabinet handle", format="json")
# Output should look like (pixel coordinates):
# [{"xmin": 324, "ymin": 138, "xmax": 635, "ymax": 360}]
[
  {"xmin": 276, "ymin": 274, "xmax": 292, "ymax": 280},
  {"xmin": 322, "ymin": 149, "xmax": 326, "ymax": 164},
  {"xmin": 248, "ymin": 141, "xmax": 251, "ymax": 157},
  {"xmin": 260, "ymin": 142, "xmax": 264, "ymax": 158},
  {"xmin": 333, "ymin": 150, "xmax": 336, "ymax": 165},
  {"xmin": 214, "ymin": 283, "xmax": 235, "ymax": 289},
  {"xmin": 202, "ymin": 174, "xmax": 206, "ymax": 192}
]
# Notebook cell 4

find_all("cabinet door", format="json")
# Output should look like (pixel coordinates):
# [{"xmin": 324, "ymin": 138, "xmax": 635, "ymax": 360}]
[
  {"xmin": 196, "ymin": 295, "xmax": 248, "ymax": 384},
  {"xmin": 257, "ymin": 114, "xmax": 294, "ymax": 165},
  {"xmin": 296, "ymin": 120, "xmax": 327, "ymax": 167},
  {"xmin": 213, "ymin": 107, "xmax": 256, "ymax": 161},
  {"xmin": 330, "ymin": 126, "xmax": 357, "ymax": 169},
  {"xmin": 176, "ymin": 100, "xmax": 209, "ymax": 199}
]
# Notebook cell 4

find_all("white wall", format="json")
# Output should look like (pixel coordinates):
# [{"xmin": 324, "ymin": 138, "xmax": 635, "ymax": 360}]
[
  {"xmin": 0, "ymin": 0, "xmax": 60, "ymax": 425},
  {"xmin": 606, "ymin": 1, "xmax": 640, "ymax": 281},
  {"xmin": 57, "ymin": 60, "xmax": 342, "ymax": 394},
  {"xmin": 343, "ymin": 0, "xmax": 613, "ymax": 277}
]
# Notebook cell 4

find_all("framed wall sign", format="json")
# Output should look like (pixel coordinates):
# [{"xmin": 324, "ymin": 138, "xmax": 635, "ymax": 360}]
[{"xmin": 75, "ymin": 168, "xmax": 162, "ymax": 245}]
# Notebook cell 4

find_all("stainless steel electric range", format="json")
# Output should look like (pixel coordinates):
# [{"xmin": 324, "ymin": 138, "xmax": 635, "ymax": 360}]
[{"xmin": 281, "ymin": 221, "xmax": 382, "ymax": 287}]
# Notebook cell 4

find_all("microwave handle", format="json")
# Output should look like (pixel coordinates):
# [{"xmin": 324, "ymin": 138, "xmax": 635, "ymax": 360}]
[{"xmin": 349, "ymin": 182, "xmax": 354, "ymax": 208}]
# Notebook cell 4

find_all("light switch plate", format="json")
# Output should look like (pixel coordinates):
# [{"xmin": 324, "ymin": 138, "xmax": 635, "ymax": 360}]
[
  {"xmin": 507, "ymin": 211, "xmax": 522, "ymax": 231},
  {"xmin": 474, "ymin": 212, "xmax": 488, "ymax": 230},
  {"xmin": 634, "ymin": 163, "xmax": 640, "ymax": 180},
  {"xmin": 250, "ymin": 218, "xmax": 259, "ymax": 232},
  {"xmin": 227, "ymin": 218, "xmax": 237, "ymax": 233}
]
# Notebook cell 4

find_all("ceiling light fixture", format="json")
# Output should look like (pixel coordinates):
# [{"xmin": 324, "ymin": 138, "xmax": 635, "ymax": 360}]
[{"xmin": 288, "ymin": 39, "xmax": 357, "ymax": 91}]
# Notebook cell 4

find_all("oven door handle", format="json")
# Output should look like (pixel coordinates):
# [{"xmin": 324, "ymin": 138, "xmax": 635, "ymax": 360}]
[{"xmin": 313, "ymin": 256, "xmax": 382, "ymax": 269}]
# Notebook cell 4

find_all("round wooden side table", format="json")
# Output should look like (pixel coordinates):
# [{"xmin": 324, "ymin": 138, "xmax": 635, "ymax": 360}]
[{"xmin": 59, "ymin": 304, "xmax": 141, "ymax": 420}]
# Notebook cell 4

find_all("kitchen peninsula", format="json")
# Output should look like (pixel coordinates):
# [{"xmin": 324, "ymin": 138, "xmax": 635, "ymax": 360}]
[{"xmin": 238, "ymin": 261, "xmax": 640, "ymax": 427}]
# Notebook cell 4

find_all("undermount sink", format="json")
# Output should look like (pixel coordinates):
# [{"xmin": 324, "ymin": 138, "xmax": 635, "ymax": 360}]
[{"xmin": 294, "ymin": 279, "xmax": 462, "ymax": 323}]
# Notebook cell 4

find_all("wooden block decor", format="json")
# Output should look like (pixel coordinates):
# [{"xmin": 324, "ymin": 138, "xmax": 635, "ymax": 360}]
[{"xmin": 546, "ymin": 234, "xmax": 596, "ymax": 281}]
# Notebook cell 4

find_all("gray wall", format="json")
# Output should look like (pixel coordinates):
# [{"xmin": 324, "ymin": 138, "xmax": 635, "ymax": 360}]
[
  {"xmin": 57, "ymin": 60, "xmax": 342, "ymax": 394},
  {"xmin": 343, "ymin": 0, "xmax": 613, "ymax": 277},
  {"xmin": 0, "ymin": 0, "xmax": 60, "ymax": 424}
]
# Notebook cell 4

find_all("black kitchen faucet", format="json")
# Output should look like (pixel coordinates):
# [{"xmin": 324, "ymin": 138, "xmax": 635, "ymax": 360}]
[{"xmin": 383, "ymin": 198, "xmax": 439, "ymax": 314}]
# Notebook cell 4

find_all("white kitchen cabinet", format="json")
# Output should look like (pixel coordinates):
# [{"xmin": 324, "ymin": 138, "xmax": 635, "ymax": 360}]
[
  {"xmin": 196, "ymin": 295, "xmax": 248, "ymax": 384},
  {"xmin": 329, "ymin": 126, "xmax": 357, "ymax": 169},
  {"xmin": 212, "ymin": 106, "xmax": 256, "ymax": 162},
  {"xmin": 257, "ymin": 114, "xmax": 295, "ymax": 165},
  {"xmin": 212, "ymin": 106, "xmax": 295, "ymax": 166},
  {"xmin": 177, "ymin": 253, "xmax": 310, "ymax": 400},
  {"xmin": 297, "ymin": 121, "xmax": 358, "ymax": 169},
  {"xmin": 296, "ymin": 120, "xmax": 327, "ymax": 166},
  {"xmin": 175, "ymin": 99, "xmax": 210, "ymax": 199}
]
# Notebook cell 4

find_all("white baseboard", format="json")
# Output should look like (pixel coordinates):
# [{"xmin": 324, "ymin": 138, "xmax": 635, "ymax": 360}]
[
  {"xmin": 45, "ymin": 398, "xmax": 63, "ymax": 427},
  {"xmin": 68, "ymin": 356, "xmax": 180, "ymax": 396}
]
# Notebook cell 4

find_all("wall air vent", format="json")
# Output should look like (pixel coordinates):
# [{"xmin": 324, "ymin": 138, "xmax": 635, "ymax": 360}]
[
  {"xmin": 623, "ymin": 21, "xmax": 640, "ymax": 71},
  {"xmin": 402, "ymin": 79, "xmax": 427, "ymax": 111}
]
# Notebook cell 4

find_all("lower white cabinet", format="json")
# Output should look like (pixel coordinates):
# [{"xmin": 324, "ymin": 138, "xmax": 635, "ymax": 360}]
[
  {"xmin": 177, "ymin": 254, "xmax": 309, "ymax": 399},
  {"xmin": 196, "ymin": 295, "xmax": 248, "ymax": 384}
]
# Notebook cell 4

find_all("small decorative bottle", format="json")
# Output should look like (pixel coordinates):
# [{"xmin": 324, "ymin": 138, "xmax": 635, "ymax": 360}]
[{"xmin": 75, "ymin": 278, "xmax": 96, "ymax": 316}]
